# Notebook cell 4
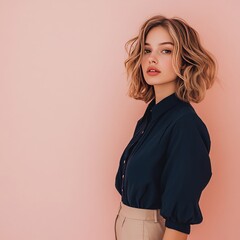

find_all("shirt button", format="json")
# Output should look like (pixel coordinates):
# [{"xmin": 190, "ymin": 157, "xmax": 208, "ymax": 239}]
[
  {"xmin": 122, "ymin": 174, "xmax": 124, "ymax": 178},
  {"xmin": 121, "ymin": 188, "xmax": 123, "ymax": 192},
  {"xmin": 141, "ymin": 130, "xmax": 144, "ymax": 134},
  {"xmin": 123, "ymin": 160, "xmax": 126, "ymax": 164}
]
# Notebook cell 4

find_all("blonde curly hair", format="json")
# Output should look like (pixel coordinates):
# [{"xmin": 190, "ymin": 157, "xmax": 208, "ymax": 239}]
[{"xmin": 124, "ymin": 15, "xmax": 218, "ymax": 103}]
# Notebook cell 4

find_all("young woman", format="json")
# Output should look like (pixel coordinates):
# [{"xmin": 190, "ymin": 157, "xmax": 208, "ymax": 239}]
[{"xmin": 114, "ymin": 15, "xmax": 217, "ymax": 240}]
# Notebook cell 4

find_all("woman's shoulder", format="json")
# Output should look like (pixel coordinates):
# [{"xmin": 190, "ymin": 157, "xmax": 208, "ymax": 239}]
[
  {"xmin": 174, "ymin": 102, "xmax": 208, "ymax": 128},
  {"xmin": 162, "ymin": 102, "xmax": 212, "ymax": 155},
  {"xmin": 168, "ymin": 102, "xmax": 211, "ymax": 141}
]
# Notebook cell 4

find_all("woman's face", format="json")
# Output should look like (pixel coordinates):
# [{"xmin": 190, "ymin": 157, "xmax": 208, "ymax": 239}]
[{"xmin": 141, "ymin": 26, "xmax": 178, "ymax": 89}]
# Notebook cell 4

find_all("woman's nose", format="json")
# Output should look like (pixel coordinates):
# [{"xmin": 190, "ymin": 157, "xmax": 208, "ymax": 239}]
[{"xmin": 148, "ymin": 53, "xmax": 158, "ymax": 64}]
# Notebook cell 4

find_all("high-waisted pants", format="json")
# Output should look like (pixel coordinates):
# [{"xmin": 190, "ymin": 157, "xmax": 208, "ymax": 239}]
[{"xmin": 114, "ymin": 201, "xmax": 166, "ymax": 240}]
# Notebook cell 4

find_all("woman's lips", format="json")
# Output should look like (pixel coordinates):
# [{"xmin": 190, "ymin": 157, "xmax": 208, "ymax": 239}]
[
  {"xmin": 146, "ymin": 65, "xmax": 161, "ymax": 75},
  {"xmin": 147, "ymin": 71, "xmax": 161, "ymax": 76}
]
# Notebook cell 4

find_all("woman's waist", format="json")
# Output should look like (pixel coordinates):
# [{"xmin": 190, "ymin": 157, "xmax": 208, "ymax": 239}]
[{"xmin": 117, "ymin": 201, "xmax": 165, "ymax": 222}]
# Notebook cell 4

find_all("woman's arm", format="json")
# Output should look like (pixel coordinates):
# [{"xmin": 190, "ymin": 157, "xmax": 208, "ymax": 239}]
[
  {"xmin": 163, "ymin": 227, "xmax": 188, "ymax": 240},
  {"xmin": 160, "ymin": 114, "xmax": 212, "ymax": 238}
]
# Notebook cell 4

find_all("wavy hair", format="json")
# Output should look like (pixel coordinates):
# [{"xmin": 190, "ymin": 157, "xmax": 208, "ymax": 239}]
[{"xmin": 124, "ymin": 15, "xmax": 218, "ymax": 103}]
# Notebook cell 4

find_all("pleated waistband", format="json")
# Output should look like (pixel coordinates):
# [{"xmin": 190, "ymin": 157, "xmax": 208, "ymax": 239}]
[{"xmin": 117, "ymin": 201, "xmax": 164, "ymax": 223}]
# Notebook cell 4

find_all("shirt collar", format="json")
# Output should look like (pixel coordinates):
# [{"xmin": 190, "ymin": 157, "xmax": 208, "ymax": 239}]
[{"xmin": 145, "ymin": 92, "xmax": 185, "ymax": 121}]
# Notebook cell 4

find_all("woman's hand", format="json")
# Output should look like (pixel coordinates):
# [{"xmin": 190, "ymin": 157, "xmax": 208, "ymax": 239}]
[{"xmin": 162, "ymin": 227, "xmax": 188, "ymax": 240}]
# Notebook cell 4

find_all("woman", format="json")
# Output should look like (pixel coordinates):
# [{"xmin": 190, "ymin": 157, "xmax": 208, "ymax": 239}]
[{"xmin": 114, "ymin": 15, "xmax": 217, "ymax": 240}]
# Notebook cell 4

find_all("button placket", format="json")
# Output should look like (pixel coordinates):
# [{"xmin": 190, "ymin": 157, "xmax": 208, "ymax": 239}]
[
  {"xmin": 120, "ymin": 108, "xmax": 152, "ymax": 198},
  {"xmin": 121, "ymin": 117, "xmax": 149, "ymax": 197},
  {"xmin": 121, "ymin": 159, "xmax": 127, "ymax": 193}
]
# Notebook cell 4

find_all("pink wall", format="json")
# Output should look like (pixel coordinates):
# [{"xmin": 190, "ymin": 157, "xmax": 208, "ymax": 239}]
[{"xmin": 0, "ymin": 0, "xmax": 239, "ymax": 239}]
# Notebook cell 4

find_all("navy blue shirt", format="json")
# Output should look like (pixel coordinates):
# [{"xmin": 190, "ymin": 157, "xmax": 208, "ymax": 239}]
[{"xmin": 114, "ymin": 92, "xmax": 212, "ymax": 234}]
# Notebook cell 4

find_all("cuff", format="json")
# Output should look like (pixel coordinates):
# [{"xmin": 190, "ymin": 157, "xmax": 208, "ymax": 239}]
[{"xmin": 165, "ymin": 218, "xmax": 190, "ymax": 234}]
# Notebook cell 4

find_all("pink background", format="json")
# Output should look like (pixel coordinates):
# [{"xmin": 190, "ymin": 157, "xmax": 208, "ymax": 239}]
[{"xmin": 0, "ymin": 0, "xmax": 239, "ymax": 239}]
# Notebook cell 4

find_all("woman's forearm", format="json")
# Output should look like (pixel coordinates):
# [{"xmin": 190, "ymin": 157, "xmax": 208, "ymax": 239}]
[{"xmin": 162, "ymin": 227, "xmax": 188, "ymax": 240}]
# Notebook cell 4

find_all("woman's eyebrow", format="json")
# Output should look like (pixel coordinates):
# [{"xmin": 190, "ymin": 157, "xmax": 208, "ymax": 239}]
[{"xmin": 144, "ymin": 42, "xmax": 174, "ymax": 46}]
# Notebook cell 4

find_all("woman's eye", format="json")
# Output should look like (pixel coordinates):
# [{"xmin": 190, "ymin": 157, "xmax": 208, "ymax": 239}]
[
  {"xmin": 144, "ymin": 49, "xmax": 151, "ymax": 54},
  {"xmin": 162, "ymin": 49, "xmax": 172, "ymax": 54}
]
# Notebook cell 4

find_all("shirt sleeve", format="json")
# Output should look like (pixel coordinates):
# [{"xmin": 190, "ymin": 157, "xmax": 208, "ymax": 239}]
[{"xmin": 160, "ymin": 113, "xmax": 212, "ymax": 234}]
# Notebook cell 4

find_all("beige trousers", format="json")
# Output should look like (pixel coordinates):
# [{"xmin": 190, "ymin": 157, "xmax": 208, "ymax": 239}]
[{"xmin": 114, "ymin": 201, "xmax": 166, "ymax": 240}]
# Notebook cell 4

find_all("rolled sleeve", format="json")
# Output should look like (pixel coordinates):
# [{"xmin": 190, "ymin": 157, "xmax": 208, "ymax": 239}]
[{"xmin": 160, "ymin": 113, "xmax": 212, "ymax": 234}]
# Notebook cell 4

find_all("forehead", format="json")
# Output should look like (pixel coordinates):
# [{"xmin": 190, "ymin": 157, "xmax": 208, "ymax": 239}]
[{"xmin": 145, "ymin": 26, "xmax": 173, "ymax": 45}]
